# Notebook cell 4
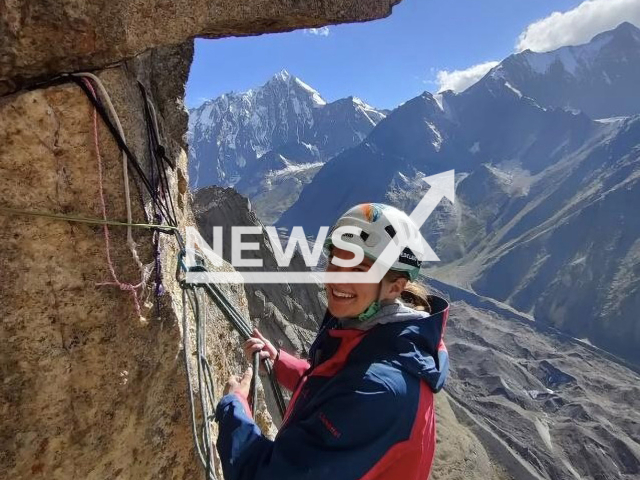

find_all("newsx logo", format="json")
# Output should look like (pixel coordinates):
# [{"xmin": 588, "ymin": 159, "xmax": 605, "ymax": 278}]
[{"xmin": 185, "ymin": 170, "xmax": 455, "ymax": 284}]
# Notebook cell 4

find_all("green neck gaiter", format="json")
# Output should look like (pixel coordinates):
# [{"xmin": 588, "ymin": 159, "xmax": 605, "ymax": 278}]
[
  {"xmin": 356, "ymin": 281, "xmax": 383, "ymax": 321},
  {"xmin": 357, "ymin": 301, "xmax": 381, "ymax": 321}
]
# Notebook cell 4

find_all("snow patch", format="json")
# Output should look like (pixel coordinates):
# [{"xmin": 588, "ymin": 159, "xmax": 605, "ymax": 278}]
[
  {"xmin": 561, "ymin": 459, "xmax": 583, "ymax": 480},
  {"xmin": 294, "ymin": 78, "xmax": 326, "ymax": 106},
  {"xmin": 576, "ymin": 337, "xmax": 594, "ymax": 347},
  {"xmin": 569, "ymin": 255, "xmax": 587, "ymax": 266},
  {"xmin": 433, "ymin": 93, "xmax": 444, "ymax": 111},
  {"xmin": 426, "ymin": 122, "xmax": 443, "ymax": 151},
  {"xmin": 504, "ymin": 81, "xmax": 523, "ymax": 98},
  {"xmin": 522, "ymin": 34, "xmax": 610, "ymax": 77},
  {"xmin": 300, "ymin": 142, "xmax": 317, "ymax": 152},
  {"xmin": 254, "ymin": 145, "xmax": 268, "ymax": 159},
  {"xmin": 292, "ymin": 96, "xmax": 301, "ymax": 115},
  {"xmin": 352, "ymin": 97, "xmax": 385, "ymax": 126},
  {"xmin": 274, "ymin": 70, "xmax": 291, "ymax": 82},
  {"xmin": 267, "ymin": 161, "xmax": 325, "ymax": 178},
  {"xmin": 595, "ymin": 116, "xmax": 629, "ymax": 124}
]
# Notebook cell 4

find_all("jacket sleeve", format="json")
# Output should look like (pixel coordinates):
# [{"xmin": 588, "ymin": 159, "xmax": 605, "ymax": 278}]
[
  {"xmin": 215, "ymin": 374, "xmax": 403, "ymax": 480},
  {"xmin": 401, "ymin": 314, "xmax": 449, "ymax": 394},
  {"xmin": 425, "ymin": 342, "xmax": 449, "ymax": 393},
  {"xmin": 273, "ymin": 349, "xmax": 310, "ymax": 392}
]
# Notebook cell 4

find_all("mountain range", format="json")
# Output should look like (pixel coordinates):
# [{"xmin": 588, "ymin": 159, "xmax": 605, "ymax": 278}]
[
  {"xmin": 189, "ymin": 22, "xmax": 640, "ymax": 479},
  {"xmin": 484, "ymin": 21, "xmax": 640, "ymax": 119},
  {"xmin": 188, "ymin": 22, "xmax": 640, "ymax": 365},
  {"xmin": 277, "ymin": 22, "xmax": 640, "ymax": 366},
  {"xmin": 188, "ymin": 71, "xmax": 386, "ymax": 222},
  {"xmin": 193, "ymin": 187, "xmax": 640, "ymax": 480}
]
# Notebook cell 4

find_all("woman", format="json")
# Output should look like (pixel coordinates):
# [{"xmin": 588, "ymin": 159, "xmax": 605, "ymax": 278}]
[{"xmin": 215, "ymin": 203, "xmax": 450, "ymax": 480}]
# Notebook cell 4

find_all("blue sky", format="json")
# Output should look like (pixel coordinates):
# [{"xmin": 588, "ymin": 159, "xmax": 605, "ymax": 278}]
[{"xmin": 186, "ymin": 0, "xmax": 632, "ymax": 110}]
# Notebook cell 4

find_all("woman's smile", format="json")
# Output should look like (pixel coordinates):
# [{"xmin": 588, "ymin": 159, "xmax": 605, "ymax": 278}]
[{"xmin": 329, "ymin": 287, "xmax": 357, "ymax": 301}]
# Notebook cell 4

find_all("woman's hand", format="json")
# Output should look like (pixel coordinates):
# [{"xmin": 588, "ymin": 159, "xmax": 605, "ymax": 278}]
[
  {"xmin": 243, "ymin": 329, "xmax": 278, "ymax": 364},
  {"xmin": 224, "ymin": 367, "xmax": 253, "ymax": 399}
]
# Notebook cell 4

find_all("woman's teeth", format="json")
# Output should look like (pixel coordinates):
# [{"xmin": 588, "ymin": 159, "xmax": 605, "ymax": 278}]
[{"xmin": 332, "ymin": 289, "xmax": 355, "ymax": 299}]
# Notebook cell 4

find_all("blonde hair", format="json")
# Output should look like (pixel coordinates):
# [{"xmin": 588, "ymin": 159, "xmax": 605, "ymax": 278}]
[
  {"xmin": 400, "ymin": 282, "xmax": 431, "ymax": 313},
  {"xmin": 383, "ymin": 271, "xmax": 431, "ymax": 313}
]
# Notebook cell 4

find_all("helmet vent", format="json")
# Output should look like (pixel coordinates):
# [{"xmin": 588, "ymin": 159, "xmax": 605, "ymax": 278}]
[{"xmin": 384, "ymin": 225, "xmax": 396, "ymax": 238}]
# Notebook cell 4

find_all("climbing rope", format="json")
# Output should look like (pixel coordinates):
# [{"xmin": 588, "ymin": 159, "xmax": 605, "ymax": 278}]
[
  {"xmin": 71, "ymin": 75, "xmax": 178, "ymax": 227},
  {"xmin": 73, "ymin": 72, "xmax": 146, "ymax": 279},
  {"xmin": 84, "ymin": 78, "xmax": 151, "ymax": 319},
  {"xmin": 0, "ymin": 206, "xmax": 177, "ymax": 231},
  {"xmin": 6, "ymin": 73, "xmax": 288, "ymax": 479},
  {"xmin": 76, "ymin": 73, "xmax": 289, "ymax": 421},
  {"xmin": 182, "ymin": 285, "xmax": 218, "ymax": 480},
  {"xmin": 139, "ymin": 81, "xmax": 171, "ymax": 315},
  {"xmin": 76, "ymin": 73, "xmax": 290, "ymax": 474},
  {"xmin": 176, "ymin": 250, "xmax": 288, "ymax": 418}
]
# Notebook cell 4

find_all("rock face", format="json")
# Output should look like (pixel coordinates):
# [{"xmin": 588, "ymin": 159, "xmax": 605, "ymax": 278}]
[
  {"xmin": 0, "ymin": 0, "xmax": 400, "ymax": 96},
  {"xmin": 0, "ymin": 1, "xmax": 402, "ymax": 479},
  {"xmin": 0, "ymin": 52, "xmax": 212, "ymax": 479}
]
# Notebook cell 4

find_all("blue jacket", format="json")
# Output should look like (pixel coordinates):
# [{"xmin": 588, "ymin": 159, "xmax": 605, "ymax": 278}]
[{"xmin": 215, "ymin": 295, "xmax": 450, "ymax": 480}]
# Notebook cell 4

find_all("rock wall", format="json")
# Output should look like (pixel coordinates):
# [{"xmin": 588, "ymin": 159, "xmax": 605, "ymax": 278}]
[
  {"xmin": 193, "ymin": 186, "xmax": 326, "ymax": 420},
  {"xmin": 0, "ymin": 0, "xmax": 400, "ymax": 96},
  {"xmin": 0, "ymin": 1, "xmax": 402, "ymax": 479}
]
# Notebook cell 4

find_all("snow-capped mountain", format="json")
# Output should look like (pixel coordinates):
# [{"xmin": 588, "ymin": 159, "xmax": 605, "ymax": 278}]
[
  {"xmin": 189, "ymin": 70, "xmax": 324, "ymax": 187},
  {"xmin": 476, "ymin": 22, "xmax": 640, "ymax": 119},
  {"xmin": 278, "ymin": 24, "xmax": 640, "ymax": 367},
  {"xmin": 188, "ymin": 70, "xmax": 386, "ymax": 216}
]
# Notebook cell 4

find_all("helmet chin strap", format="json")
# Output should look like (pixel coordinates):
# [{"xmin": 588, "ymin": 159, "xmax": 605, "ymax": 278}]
[{"xmin": 357, "ymin": 280, "xmax": 385, "ymax": 321}]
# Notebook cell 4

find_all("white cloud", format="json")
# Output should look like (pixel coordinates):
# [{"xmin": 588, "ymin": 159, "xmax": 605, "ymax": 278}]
[
  {"xmin": 436, "ymin": 61, "xmax": 500, "ymax": 93},
  {"xmin": 516, "ymin": 0, "xmax": 640, "ymax": 52},
  {"xmin": 428, "ymin": 0, "xmax": 640, "ymax": 93},
  {"xmin": 305, "ymin": 27, "xmax": 330, "ymax": 37}
]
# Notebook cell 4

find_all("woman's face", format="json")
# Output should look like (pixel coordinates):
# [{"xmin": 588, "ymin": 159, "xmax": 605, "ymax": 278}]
[{"xmin": 325, "ymin": 247, "xmax": 406, "ymax": 318}]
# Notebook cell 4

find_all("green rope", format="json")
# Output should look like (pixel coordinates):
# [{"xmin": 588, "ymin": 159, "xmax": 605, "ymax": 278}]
[{"xmin": 0, "ymin": 206, "xmax": 178, "ymax": 232}]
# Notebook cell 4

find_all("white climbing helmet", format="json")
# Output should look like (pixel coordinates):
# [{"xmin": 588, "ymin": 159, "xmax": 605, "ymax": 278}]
[{"xmin": 324, "ymin": 203, "xmax": 424, "ymax": 281}]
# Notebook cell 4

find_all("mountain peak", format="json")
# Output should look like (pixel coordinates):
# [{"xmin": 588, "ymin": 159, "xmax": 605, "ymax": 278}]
[
  {"xmin": 265, "ymin": 71, "xmax": 325, "ymax": 103},
  {"xmin": 273, "ymin": 69, "xmax": 292, "ymax": 81},
  {"xmin": 350, "ymin": 96, "xmax": 378, "ymax": 110},
  {"xmin": 475, "ymin": 21, "xmax": 640, "ymax": 119},
  {"xmin": 497, "ymin": 22, "xmax": 640, "ymax": 79},
  {"xmin": 603, "ymin": 21, "xmax": 640, "ymax": 38},
  {"xmin": 614, "ymin": 21, "xmax": 640, "ymax": 32},
  {"xmin": 265, "ymin": 69, "xmax": 297, "ymax": 87},
  {"xmin": 588, "ymin": 21, "xmax": 640, "ymax": 46}
]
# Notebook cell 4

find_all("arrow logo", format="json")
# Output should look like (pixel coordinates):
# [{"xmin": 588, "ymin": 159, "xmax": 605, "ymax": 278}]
[
  {"xmin": 185, "ymin": 169, "xmax": 455, "ymax": 284},
  {"xmin": 353, "ymin": 169, "xmax": 455, "ymax": 283}
]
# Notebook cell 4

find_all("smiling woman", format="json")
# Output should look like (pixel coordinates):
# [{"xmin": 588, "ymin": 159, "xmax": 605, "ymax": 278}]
[
  {"xmin": 215, "ymin": 203, "xmax": 450, "ymax": 480},
  {"xmin": 326, "ymin": 247, "xmax": 432, "ymax": 318},
  {"xmin": 325, "ymin": 247, "xmax": 407, "ymax": 319}
]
